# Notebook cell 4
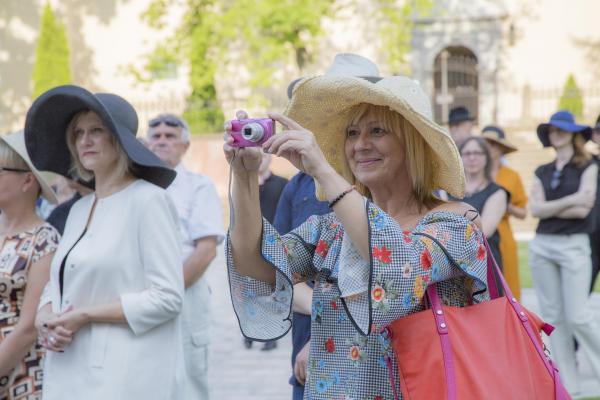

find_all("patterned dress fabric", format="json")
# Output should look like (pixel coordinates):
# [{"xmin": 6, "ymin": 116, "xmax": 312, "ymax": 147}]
[
  {"xmin": 227, "ymin": 200, "xmax": 489, "ymax": 399},
  {"xmin": 0, "ymin": 223, "xmax": 60, "ymax": 400}
]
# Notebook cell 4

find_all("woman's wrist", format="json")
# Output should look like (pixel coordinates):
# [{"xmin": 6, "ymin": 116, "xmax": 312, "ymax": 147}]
[{"xmin": 313, "ymin": 164, "xmax": 339, "ymax": 188}]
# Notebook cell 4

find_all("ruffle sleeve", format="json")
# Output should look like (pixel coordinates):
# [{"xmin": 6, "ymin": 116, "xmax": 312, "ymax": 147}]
[
  {"xmin": 226, "ymin": 214, "xmax": 332, "ymax": 341},
  {"xmin": 340, "ymin": 201, "xmax": 489, "ymax": 335}
]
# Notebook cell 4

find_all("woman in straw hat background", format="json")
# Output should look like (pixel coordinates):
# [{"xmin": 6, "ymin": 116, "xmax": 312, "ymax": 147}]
[
  {"xmin": 529, "ymin": 110, "xmax": 600, "ymax": 395},
  {"xmin": 223, "ymin": 74, "xmax": 490, "ymax": 398},
  {"xmin": 25, "ymin": 86, "xmax": 185, "ymax": 400},
  {"xmin": 0, "ymin": 131, "xmax": 60, "ymax": 400},
  {"xmin": 482, "ymin": 125, "xmax": 527, "ymax": 300}
]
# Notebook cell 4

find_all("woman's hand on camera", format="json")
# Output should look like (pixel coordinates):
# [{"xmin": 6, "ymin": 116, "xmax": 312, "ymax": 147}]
[
  {"xmin": 223, "ymin": 110, "xmax": 262, "ymax": 176},
  {"xmin": 264, "ymin": 113, "xmax": 333, "ymax": 180}
]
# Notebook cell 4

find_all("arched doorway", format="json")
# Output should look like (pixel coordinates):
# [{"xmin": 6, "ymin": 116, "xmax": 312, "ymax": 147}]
[{"xmin": 433, "ymin": 46, "xmax": 479, "ymax": 125}]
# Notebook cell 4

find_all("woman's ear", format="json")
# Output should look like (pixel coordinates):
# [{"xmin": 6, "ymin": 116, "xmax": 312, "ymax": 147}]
[{"xmin": 21, "ymin": 172, "xmax": 39, "ymax": 194}]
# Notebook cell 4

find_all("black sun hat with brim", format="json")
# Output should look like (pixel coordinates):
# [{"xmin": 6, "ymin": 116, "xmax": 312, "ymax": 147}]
[{"xmin": 24, "ymin": 85, "xmax": 176, "ymax": 189}]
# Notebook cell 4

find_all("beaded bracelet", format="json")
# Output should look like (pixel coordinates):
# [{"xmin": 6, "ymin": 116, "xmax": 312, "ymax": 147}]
[{"xmin": 328, "ymin": 186, "xmax": 356, "ymax": 208}]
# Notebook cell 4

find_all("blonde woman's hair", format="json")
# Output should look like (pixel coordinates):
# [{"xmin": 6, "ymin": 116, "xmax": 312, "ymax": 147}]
[
  {"xmin": 347, "ymin": 103, "xmax": 441, "ymax": 210},
  {"xmin": 572, "ymin": 133, "xmax": 592, "ymax": 168},
  {"xmin": 0, "ymin": 140, "xmax": 29, "ymax": 171},
  {"xmin": 65, "ymin": 110, "xmax": 132, "ymax": 181}
]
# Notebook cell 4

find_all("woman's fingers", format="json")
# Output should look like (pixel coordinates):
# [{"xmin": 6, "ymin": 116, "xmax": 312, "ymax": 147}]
[
  {"xmin": 53, "ymin": 325, "xmax": 74, "ymax": 338},
  {"xmin": 269, "ymin": 112, "xmax": 303, "ymax": 131},
  {"xmin": 236, "ymin": 110, "xmax": 249, "ymax": 120},
  {"xmin": 274, "ymin": 139, "xmax": 305, "ymax": 157},
  {"xmin": 263, "ymin": 130, "xmax": 308, "ymax": 153}
]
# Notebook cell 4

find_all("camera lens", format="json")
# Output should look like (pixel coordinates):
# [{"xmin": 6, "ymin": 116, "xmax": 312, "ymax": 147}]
[{"xmin": 242, "ymin": 123, "xmax": 264, "ymax": 142}]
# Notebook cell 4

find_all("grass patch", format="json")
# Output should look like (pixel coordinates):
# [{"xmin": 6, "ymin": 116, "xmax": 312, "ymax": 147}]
[{"xmin": 518, "ymin": 241, "xmax": 600, "ymax": 293}]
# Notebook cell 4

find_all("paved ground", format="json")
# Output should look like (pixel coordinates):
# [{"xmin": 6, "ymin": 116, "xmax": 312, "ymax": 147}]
[{"xmin": 204, "ymin": 247, "xmax": 600, "ymax": 399}]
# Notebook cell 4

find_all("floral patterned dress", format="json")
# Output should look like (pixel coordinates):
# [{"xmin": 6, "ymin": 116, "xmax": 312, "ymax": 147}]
[
  {"xmin": 227, "ymin": 201, "xmax": 489, "ymax": 399},
  {"xmin": 0, "ymin": 223, "xmax": 60, "ymax": 400}
]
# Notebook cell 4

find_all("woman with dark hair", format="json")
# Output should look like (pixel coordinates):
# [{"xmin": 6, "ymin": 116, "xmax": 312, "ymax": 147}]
[
  {"xmin": 450, "ymin": 136, "xmax": 508, "ymax": 268},
  {"xmin": 25, "ymin": 85, "xmax": 185, "ymax": 400},
  {"xmin": 529, "ymin": 110, "xmax": 600, "ymax": 395}
]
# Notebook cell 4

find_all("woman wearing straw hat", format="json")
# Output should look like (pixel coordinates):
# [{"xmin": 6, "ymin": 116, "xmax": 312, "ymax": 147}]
[
  {"xmin": 223, "ymin": 75, "xmax": 490, "ymax": 398},
  {"xmin": 0, "ymin": 131, "xmax": 60, "ymax": 400},
  {"xmin": 482, "ymin": 125, "xmax": 528, "ymax": 299},
  {"xmin": 529, "ymin": 110, "xmax": 600, "ymax": 395},
  {"xmin": 24, "ymin": 86, "xmax": 185, "ymax": 400}
]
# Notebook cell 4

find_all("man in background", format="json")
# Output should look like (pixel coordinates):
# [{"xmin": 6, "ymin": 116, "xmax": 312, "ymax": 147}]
[{"xmin": 147, "ymin": 113, "xmax": 224, "ymax": 400}]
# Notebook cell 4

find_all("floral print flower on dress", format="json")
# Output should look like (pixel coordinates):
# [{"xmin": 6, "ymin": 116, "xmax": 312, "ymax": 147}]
[
  {"xmin": 371, "ymin": 273, "xmax": 399, "ymax": 313},
  {"xmin": 373, "ymin": 245, "xmax": 392, "ymax": 264},
  {"xmin": 316, "ymin": 240, "xmax": 328, "ymax": 257}
]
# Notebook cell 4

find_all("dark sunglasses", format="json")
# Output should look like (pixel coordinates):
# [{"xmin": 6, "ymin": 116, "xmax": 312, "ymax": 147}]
[
  {"xmin": 550, "ymin": 169, "xmax": 563, "ymax": 190},
  {"xmin": 148, "ymin": 116, "xmax": 184, "ymax": 128},
  {"xmin": 0, "ymin": 166, "xmax": 29, "ymax": 174}
]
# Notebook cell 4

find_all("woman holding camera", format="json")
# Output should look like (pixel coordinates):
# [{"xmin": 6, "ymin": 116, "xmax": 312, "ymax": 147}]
[
  {"xmin": 25, "ymin": 85, "xmax": 184, "ymax": 400},
  {"xmin": 529, "ymin": 110, "xmax": 600, "ymax": 395},
  {"xmin": 224, "ymin": 75, "xmax": 490, "ymax": 398}
]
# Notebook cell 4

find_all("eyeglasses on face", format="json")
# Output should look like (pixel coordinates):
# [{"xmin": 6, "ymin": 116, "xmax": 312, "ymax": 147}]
[
  {"xmin": 550, "ymin": 169, "xmax": 563, "ymax": 190},
  {"xmin": 461, "ymin": 151, "xmax": 485, "ymax": 158},
  {"xmin": 0, "ymin": 166, "xmax": 29, "ymax": 174},
  {"xmin": 148, "ymin": 116, "xmax": 184, "ymax": 128}
]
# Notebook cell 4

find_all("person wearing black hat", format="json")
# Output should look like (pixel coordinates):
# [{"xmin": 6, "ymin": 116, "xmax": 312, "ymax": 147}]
[
  {"xmin": 589, "ymin": 113, "xmax": 600, "ymax": 293},
  {"xmin": 448, "ymin": 106, "xmax": 475, "ymax": 146},
  {"xmin": 529, "ymin": 110, "xmax": 600, "ymax": 395},
  {"xmin": 25, "ymin": 85, "xmax": 185, "ymax": 400}
]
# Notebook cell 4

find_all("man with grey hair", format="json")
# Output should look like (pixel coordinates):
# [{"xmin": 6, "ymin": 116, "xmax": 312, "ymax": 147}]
[{"xmin": 147, "ymin": 113, "xmax": 224, "ymax": 400}]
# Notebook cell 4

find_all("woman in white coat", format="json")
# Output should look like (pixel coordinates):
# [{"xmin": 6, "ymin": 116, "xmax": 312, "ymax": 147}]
[{"xmin": 24, "ymin": 86, "xmax": 185, "ymax": 400}]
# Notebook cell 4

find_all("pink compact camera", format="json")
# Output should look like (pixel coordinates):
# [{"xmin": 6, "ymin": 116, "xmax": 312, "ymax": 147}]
[{"xmin": 229, "ymin": 118, "xmax": 275, "ymax": 147}]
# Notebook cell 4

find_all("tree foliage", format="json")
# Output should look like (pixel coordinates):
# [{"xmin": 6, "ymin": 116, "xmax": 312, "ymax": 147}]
[
  {"xmin": 32, "ymin": 3, "xmax": 72, "ymax": 99},
  {"xmin": 137, "ymin": 0, "xmax": 334, "ymax": 134},
  {"xmin": 377, "ymin": 0, "xmax": 433, "ymax": 74},
  {"xmin": 558, "ymin": 74, "xmax": 584, "ymax": 118}
]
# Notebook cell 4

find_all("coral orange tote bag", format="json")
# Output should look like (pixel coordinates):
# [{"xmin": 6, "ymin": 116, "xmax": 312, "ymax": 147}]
[{"xmin": 384, "ymin": 238, "xmax": 571, "ymax": 400}]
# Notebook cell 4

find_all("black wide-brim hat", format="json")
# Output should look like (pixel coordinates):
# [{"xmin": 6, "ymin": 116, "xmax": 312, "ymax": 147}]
[
  {"xmin": 536, "ymin": 110, "xmax": 592, "ymax": 148},
  {"xmin": 24, "ymin": 85, "xmax": 175, "ymax": 189}
]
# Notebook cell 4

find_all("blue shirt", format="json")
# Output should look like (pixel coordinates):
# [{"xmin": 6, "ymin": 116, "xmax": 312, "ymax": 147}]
[{"xmin": 273, "ymin": 172, "xmax": 329, "ymax": 388}]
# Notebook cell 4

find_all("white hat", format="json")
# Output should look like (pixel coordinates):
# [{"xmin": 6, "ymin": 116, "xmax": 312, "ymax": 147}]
[
  {"xmin": 1, "ymin": 131, "xmax": 58, "ymax": 204},
  {"xmin": 287, "ymin": 53, "xmax": 381, "ymax": 99}
]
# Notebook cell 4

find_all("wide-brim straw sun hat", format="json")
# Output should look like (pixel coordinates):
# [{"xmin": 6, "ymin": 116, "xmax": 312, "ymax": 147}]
[
  {"xmin": 481, "ymin": 125, "xmax": 517, "ymax": 154},
  {"xmin": 24, "ymin": 85, "xmax": 176, "ymax": 189},
  {"xmin": 1, "ymin": 130, "xmax": 58, "ymax": 204},
  {"xmin": 284, "ymin": 75, "xmax": 465, "ymax": 200}
]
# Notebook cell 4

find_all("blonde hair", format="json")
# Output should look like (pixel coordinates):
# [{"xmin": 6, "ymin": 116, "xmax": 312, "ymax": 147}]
[
  {"xmin": 347, "ymin": 103, "xmax": 441, "ymax": 210},
  {"xmin": 65, "ymin": 110, "xmax": 132, "ymax": 181},
  {"xmin": 0, "ymin": 140, "xmax": 29, "ymax": 171}
]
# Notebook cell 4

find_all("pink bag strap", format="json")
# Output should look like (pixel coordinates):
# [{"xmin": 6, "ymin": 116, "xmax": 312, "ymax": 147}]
[{"xmin": 427, "ymin": 284, "xmax": 457, "ymax": 400}]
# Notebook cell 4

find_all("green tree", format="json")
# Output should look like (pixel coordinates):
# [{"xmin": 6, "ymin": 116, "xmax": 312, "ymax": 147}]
[
  {"xmin": 377, "ymin": 0, "xmax": 433, "ymax": 74},
  {"xmin": 558, "ymin": 74, "xmax": 584, "ymax": 118},
  {"xmin": 136, "ymin": 0, "xmax": 335, "ymax": 134},
  {"xmin": 32, "ymin": 3, "xmax": 72, "ymax": 99}
]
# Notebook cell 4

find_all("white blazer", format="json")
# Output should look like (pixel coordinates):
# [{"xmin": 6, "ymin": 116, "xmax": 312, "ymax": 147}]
[{"xmin": 41, "ymin": 180, "xmax": 185, "ymax": 400}]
